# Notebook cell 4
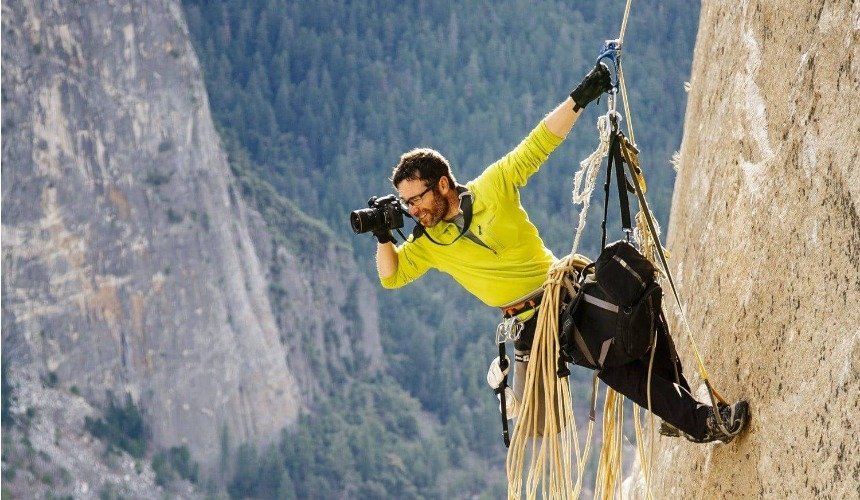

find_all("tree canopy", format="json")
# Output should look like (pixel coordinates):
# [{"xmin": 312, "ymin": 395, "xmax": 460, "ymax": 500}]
[{"xmin": 183, "ymin": 1, "xmax": 700, "ymax": 496}]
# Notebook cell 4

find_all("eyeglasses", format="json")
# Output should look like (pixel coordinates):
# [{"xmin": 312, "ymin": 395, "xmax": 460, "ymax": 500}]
[{"xmin": 399, "ymin": 185, "xmax": 433, "ymax": 208}]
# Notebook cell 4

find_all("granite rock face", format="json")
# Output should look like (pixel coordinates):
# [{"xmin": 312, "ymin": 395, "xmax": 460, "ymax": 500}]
[
  {"xmin": 1, "ymin": 0, "xmax": 380, "ymax": 479},
  {"xmin": 641, "ymin": 1, "xmax": 859, "ymax": 497}
]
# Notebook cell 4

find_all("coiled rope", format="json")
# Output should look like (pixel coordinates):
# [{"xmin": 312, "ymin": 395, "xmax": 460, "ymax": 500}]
[
  {"xmin": 504, "ymin": 1, "xmax": 673, "ymax": 498},
  {"xmin": 505, "ymin": 254, "xmax": 593, "ymax": 499}
]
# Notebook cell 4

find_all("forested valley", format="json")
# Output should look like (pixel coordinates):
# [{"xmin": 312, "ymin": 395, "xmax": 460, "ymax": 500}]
[{"xmin": 181, "ymin": 1, "xmax": 699, "ymax": 497}]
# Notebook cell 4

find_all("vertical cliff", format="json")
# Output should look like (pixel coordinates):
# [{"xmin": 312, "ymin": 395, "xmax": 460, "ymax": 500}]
[
  {"xmin": 1, "ymin": 0, "xmax": 381, "ymax": 489},
  {"xmin": 643, "ymin": 1, "xmax": 859, "ymax": 497}
]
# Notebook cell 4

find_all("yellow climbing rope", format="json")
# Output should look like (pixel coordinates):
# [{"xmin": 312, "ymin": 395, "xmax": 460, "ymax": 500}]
[
  {"xmin": 506, "ymin": 0, "xmax": 637, "ymax": 491},
  {"xmin": 506, "ymin": 1, "xmax": 733, "ymax": 498},
  {"xmin": 505, "ymin": 253, "xmax": 593, "ymax": 499}
]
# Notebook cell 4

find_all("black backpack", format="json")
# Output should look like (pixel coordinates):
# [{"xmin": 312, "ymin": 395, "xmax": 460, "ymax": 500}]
[{"xmin": 559, "ymin": 240, "xmax": 664, "ymax": 371}]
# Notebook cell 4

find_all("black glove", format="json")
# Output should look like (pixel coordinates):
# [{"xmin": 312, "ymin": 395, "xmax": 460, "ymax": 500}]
[
  {"xmin": 372, "ymin": 228, "xmax": 395, "ymax": 244},
  {"xmin": 570, "ymin": 62, "xmax": 613, "ymax": 112}
]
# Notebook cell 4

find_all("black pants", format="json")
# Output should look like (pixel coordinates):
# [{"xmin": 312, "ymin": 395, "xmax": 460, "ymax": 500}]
[
  {"xmin": 596, "ymin": 325, "xmax": 710, "ymax": 440},
  {"xmin": 514, "ymin": 313, "xmax": 710, "ymax": 440}
]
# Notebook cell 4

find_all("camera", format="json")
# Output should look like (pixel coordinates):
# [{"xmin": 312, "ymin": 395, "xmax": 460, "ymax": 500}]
[{"xmin": 350, "ymin": 194, "xmax": 405, "ymax": 234}]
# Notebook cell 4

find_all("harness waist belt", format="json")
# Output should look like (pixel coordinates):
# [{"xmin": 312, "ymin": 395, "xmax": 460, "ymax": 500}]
[{"xmin": 501, "ymin": 291, "xmax": 544, "ymax": 318}]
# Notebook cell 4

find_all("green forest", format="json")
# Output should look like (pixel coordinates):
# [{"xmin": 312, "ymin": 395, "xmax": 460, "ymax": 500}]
[{"xmin": 181, "ymin": 1, "xmax": 700, "ymax": 497}]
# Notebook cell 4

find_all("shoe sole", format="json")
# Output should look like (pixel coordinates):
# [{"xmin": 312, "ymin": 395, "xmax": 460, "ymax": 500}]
[{"xmin": 719, "ymin": 402, "xmax": 751, "ymax": 443}]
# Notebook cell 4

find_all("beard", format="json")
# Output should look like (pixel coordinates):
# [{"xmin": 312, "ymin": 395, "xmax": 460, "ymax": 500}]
[{"xmin": 416, "ymin": 189, "xmax": 451, "ymax": 228}]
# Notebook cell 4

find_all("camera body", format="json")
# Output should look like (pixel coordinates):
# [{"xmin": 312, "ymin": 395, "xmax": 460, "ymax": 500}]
[{"xmin": 350, "ymin": 194, "xmax": 405, "ymax": 235}]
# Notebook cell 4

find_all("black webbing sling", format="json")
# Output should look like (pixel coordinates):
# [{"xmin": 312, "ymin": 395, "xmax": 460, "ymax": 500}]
[
  {"xmin": 600, "ymin": 129, "xmax": 634, "ymax": 249},
  {"xmin": 496, "ymin": 341, "xmax": 511, "ymax": 447}
]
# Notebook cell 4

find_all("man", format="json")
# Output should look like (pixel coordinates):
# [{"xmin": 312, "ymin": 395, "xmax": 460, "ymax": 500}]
[{"xmin": 371, "ymin": 64, "xmax": 748, "ymax": 444}]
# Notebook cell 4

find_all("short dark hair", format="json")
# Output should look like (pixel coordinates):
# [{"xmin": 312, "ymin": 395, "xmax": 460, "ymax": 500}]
[{"xmin": 391, "ymin": 148, "xmax": 456, "ymax": 189}]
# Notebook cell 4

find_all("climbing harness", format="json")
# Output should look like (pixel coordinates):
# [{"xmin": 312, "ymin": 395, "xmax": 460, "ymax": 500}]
[
  {"xmin": 505, "ymin": 2, "xmax": 636, "ymax": 494},
  {"xmin": 504, "ymin": 1, "xmax": 741, "ymax": 498},
  {"xmin": 493, "ymin": 308, "xmax": 535, "ymax": 448}
]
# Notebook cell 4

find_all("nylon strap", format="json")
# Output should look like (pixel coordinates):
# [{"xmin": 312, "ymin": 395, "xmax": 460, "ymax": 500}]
[
  {"xmin": 601, "ymin": 131, "xmax": 633, "ymax": 249},
  {"xmin": 583, "ymin": 293, "xmax": 620, "ymax": 313},
  {"xmin": 613, "ymin": 136, "xmax": 633, "ymax": 233},
  {"xmin": 588, "ymin": 338, "xmax": 614, "ymax": 421},
  {"xmin": 617, "ymin": 133, "xmax": 730, "ymax": 412},
  {"xmin": 573, "ymin": 325, "xmax": 598, "ymax": 368},
  {"xmin": 497, "ymin": 341, "xmax": 511, "ymax": 448},
  {"xmin": 412, "ymin": 187, "xmax": 473, "ymax": 246},
  {"xmin": 601, "ymin": 135, "xmax": 614, "ymax": 249},
  {"xmin": 613, "ymin": 254, "xmax": 645, "ymax": 285}
]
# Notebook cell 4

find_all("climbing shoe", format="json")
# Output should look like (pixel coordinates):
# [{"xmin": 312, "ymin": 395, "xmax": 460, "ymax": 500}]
[
  {"xmin": 570, "ymin": 62, "xmax": 613, "ymax": 111},
  {"xmin": 687, "ymin": 400, "xmax": 750, "ymax": 444},
  {"xmin": 658, "ymin": 421, "xmax": 681, "ymax": 438}
]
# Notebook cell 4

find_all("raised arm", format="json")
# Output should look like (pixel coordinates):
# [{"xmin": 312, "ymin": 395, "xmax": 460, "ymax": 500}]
[
  {"xmin": 545, "ymin": 62, "xmax": 613, "ymax": 138},
  {"xmin": 543, "ymin": 97, "xmax": 582, "ymax": 139}
]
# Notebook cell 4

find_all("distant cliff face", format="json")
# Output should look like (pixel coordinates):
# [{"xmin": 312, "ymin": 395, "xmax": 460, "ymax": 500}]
[
  {"xmin": 1, "ymin": 0, "xmax": 380, "ymax": 479},
  {"xmin": 645, "ymin": 1, "xmax": 859, "ymax": 497}
]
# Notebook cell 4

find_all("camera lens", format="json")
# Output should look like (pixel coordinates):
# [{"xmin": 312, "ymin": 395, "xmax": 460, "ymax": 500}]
[
  {"xmin": 350, "ymin": 207, "xmax": 380, "ymax": 234},
  {"xmin": 350, "ymin": 211, "xmax": 364, "ymax": 233}
]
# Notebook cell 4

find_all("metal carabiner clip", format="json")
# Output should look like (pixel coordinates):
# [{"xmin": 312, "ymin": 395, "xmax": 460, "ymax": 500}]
[
  {"xmin": 496, "ymin": 316, "xmax": 524, "ymax": 344},
  {"xmin": 596, "ymin": 39, "xmax": 622, "ymax": 96}
]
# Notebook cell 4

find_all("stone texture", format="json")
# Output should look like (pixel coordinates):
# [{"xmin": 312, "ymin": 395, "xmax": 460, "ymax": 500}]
[
  {"xmin": 1, "ymin": 0, "xmax": 381, "ymax": 482},
  {"xmin": 638, "ymin": 1, "xmax": 859, "ymax": 498}
]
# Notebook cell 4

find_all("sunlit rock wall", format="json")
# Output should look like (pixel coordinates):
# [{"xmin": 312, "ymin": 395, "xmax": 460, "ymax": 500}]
[{"xmin": 643, "ymin": 1, "xmax": 859, "ymax": 497}]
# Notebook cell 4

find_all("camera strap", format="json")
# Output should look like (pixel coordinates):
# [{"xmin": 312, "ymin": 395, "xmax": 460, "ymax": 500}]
[{"xmin": 411, "ymin": 186, "xmax": 473, "ymax": 246}]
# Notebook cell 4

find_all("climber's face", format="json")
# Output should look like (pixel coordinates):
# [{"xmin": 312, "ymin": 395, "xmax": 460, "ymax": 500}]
[{"xmin": 397, "ymin": 177, "xmax": 450, "ymax": 228}]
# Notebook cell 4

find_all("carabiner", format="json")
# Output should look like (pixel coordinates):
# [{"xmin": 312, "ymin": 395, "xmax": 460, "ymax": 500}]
[
  {"xmin": 595, "ymin": 39, "xmax": 622, "ymax": 94},
  {"xmin": 496, "ymin": 316, "xmax": 524, "ymax": 343}
]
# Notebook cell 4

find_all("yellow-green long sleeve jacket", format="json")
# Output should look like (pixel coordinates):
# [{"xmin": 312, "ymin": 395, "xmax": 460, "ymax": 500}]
[{"xmin": 380, "ymin": 121, "xmax": 563, "ymax": 308}]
